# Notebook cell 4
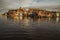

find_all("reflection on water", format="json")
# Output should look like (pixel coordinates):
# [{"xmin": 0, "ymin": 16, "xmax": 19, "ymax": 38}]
[
  {"xmin": 1, "ymin": 15, "xmax": 60, "ymax": 29},
  {"xmin": 0, "ymin": 15, "xmax": 60, "ymax": 39},
  {"xmin": 1, "ymin": 15, "xmax": 60, "ymax": 27},
  {"xmin": 56, "ymin": 17, "xmax": 60, "ymax": 23},
  {"xmin": 5, "ymin": 16, "xmax": 60, "ymax": 23}
]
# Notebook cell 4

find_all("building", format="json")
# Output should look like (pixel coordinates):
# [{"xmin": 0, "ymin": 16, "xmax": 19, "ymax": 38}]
[
  {"xmin": 38, "ymin": 10, "xmax": 46, "ymax": 17},
  {"xmin": 56, "ymin": 12, "xmax": 60, "ymax": 17},
  {"xmin": 47, "ymin": 11, "xmax": 54, "ymax": 18}
]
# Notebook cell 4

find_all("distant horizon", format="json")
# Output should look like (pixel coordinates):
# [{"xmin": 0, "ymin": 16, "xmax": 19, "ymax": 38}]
[
  {"xmin": 0, "ymin": 0, "xmax": 60, "ymax": 8},
  {"xmin": 0, "ymin": 6, "xmax": 60, "ymax": 13},
  {"xmin": 0, "ymin": 0, "xmax": 60, "ymax": 13}
]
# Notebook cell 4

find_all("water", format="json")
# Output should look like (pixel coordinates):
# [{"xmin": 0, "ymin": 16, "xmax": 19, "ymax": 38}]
[{"xmin": 0, "ymin": 15, "xmax": 60, "ymax": 40}]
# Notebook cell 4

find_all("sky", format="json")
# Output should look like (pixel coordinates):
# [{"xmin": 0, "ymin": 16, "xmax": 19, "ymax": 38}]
[{"xmin": 0, "ymin": 0, "xmax": 60, "ymax": 13}]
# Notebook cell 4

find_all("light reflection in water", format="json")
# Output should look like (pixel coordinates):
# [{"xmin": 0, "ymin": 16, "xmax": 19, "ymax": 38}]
[
  {"xmin": 56, "ymin": 17, "xmax": 60, "ymax": 23},
  {"xmin": 13, "ymin": 16, "xmax": 19, "ymax": 22},
  {"xmin": 48, "ymin": 18, "xmax": 51, "ymax": 21},
  {"xmin": 1, "ymin": 15, "xmax": 60, "ymax": 39},
  {"xmin": 20, "ymin": 16, "xmax": 23, "ymax": 20},
  {"xmin": 23, "ymin": 17, "xmax": 30, "ymax": 26},
  {"xmin": 3, "ymin": 15, "xmax": 60, "ymax": 24},
  {"xmin": 2, "ymin": 16, "xmax": 7, "ymax": 21}
]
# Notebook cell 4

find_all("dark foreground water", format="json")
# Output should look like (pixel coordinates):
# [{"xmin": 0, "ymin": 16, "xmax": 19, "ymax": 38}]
[{"xmin": 0, "ymin": 15, "xmax": 60, "ymax": 40}]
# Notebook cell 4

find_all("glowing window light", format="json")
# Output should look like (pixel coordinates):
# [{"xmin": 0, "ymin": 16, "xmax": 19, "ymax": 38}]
[
  {"xmin": 56, "ymin": 13, "xmax": 59, "ymax": 17},
  {"xmin": 20, "ymin": 13, "xmax": 23, "ymax": 16}
]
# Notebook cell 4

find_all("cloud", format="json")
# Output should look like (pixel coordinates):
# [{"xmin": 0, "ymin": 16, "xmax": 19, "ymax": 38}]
[
  {"xmin": 0, "ymin": 0, "xmax": 60, "ymax": 8},
  {"xmin": 0, "ymin": 0, "xmax": 60, "ymax": 12},
  {"xmin": 30, "ymin": 0, "xmax": 60, "ymax": 6}
]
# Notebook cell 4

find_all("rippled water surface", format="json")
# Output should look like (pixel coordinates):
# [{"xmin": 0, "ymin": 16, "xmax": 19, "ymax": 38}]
[{"xmin": 0, "ymin": 15, "xmax": 60, "ymax": 40}]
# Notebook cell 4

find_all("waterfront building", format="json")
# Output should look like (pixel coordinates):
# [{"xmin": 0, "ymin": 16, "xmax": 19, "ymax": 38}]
[
  {"xmin": 47, "ymin": 12, "xmax": 54, "ymax": 18},
  {"xmin": 2, "ymin": 7, "xmax": 60, "ymax": 18},
  {"xmin": 38, "ymin": 10, "xmax": 46, "ymax": 17},
  {"xmin": 28, "ymin": 9, "xmax": 33, "ymax": 16},
  {"xmin": 56, "ymin": 12, "xmax": 60, "ymax": 17},
  {"xmin": 2, "ymin": 12, "xmax": 7, "ymax": 16},
  {"xmin": 13, "ymin": 10, "xmax": 17, "ymax": 16}
]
